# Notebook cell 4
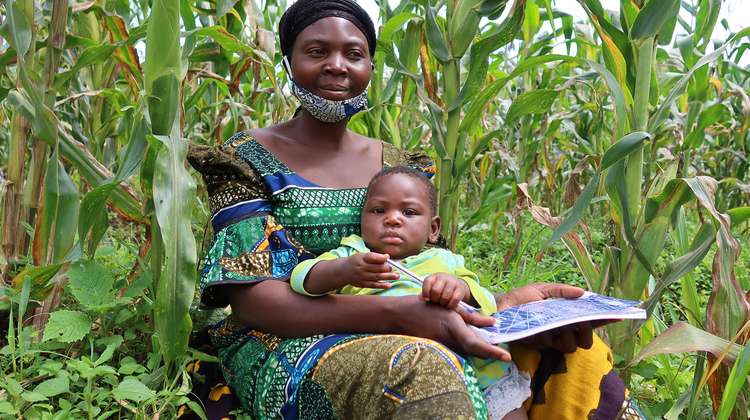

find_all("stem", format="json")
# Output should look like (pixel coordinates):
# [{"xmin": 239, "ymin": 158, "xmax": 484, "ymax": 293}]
[
  {"xmin": 439, "ymin": 59, "xmax": 461, "ymax": 248},
  {"xmin": 625, "ymin": 39, "xmax": 654, "ymax": 222}
]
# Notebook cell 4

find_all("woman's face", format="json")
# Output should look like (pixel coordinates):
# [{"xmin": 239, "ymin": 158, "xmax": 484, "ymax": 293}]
[{"xmin": 290, "ymin": 17, "xmax": 372, "ymax": 101}]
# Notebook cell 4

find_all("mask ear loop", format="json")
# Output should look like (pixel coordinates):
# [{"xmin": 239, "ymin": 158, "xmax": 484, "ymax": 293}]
[{"xmin": 282, "ymin": 55, "xmax": 294, "ymax": 79}]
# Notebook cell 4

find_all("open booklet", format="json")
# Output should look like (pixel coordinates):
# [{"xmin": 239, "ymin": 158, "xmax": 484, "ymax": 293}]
[
  {"xmin": 471, "ymin": 291, "xmax": 647, "ymax": 344},
  {"xmin": 385, "ymin": 259, "xmax": 646, "ymax": 344}
]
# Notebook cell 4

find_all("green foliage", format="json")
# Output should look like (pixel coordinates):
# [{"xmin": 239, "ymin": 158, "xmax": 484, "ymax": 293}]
[{"xmin": 0, "ymin": 0, "xmax": 749, "ymax": 417}]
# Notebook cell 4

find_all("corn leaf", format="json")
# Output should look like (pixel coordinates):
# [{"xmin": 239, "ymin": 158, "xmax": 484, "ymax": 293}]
[
  {"xmin": 424, "ymin": 6, "xmax": 450, "ymax": 63},
  {"xmin": 36, "ymin": 148, "xmax": 79, "ymax": 264},
  {"xmin": 630, "ymin": 0, "xmax": 680, "ymax": 41},
  {"xmin": 650, "ymin": 27, "xmax": 750, "ymax": 132},
  {"xmin": 631, "ymin": 321, "xmax": 742, "ymax": 365},
  {"xmin": 642, "ymin": 224, "xmax": 715, "ymax": 316},
  {"xmin": 150, "ymin": 134, "xmax": 197, "ymax": 365},
  {"xmin": 506, "ymin": 89, "xmax": 559, "ymax": 124},
  {"xmin": 1, "ymin": 0, "xmax": 32, "ymax": 58},
  {"xmin": 716, "ymin": 341, "xmax": 750, "ymax": 420}
]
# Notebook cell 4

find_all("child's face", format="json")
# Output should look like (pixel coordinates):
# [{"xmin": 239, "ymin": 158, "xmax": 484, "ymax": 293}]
[{"xmin": 361, "ymin": 173, "xmax": 440, "ymax": 259}]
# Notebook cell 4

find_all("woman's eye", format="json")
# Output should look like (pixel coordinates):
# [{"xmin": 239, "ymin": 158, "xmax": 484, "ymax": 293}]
[
  {"xmin": 308, "ymin": 48, "xmax": 325, "ymax": 57},
  {"xmin": 347, "ymin": 50, "xmax": 364, "ymax": 59}
]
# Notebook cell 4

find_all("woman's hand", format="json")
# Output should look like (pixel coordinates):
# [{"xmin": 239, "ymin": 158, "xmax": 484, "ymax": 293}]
[
  {"xmin": 230, "ymin": 281, "xmax": 510, "ymax": 360},
  {"xmin": 388, "ymin": 296, "xmax": 511, "ymax": 361},
  {"xmin": 495, "ymin": 283, "xmax": 596, "ymax": 353}
]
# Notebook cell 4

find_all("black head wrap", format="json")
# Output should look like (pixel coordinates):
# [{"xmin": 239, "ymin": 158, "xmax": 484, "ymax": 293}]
[{"xmin": 279, "ymin": 0, "xmax": 377, "ymax": 59}]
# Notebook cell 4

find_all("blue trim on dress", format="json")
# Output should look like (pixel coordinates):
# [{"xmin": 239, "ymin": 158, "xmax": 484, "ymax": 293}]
[
  {"xmin": 211, "ymin": 200, "xmax": 272, "ymax": 231},
  {"xmin": 265, "ymin": 172, "xmax": 321, "ymax": 193}
]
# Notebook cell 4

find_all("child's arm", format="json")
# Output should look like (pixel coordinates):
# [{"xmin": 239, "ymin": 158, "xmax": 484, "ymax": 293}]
[{"xmin": 304, "ymin": 252, "xmax": 400, "ymax": 295}]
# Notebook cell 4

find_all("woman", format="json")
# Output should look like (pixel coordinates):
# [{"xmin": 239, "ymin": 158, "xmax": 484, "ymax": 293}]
[{"xmin": 185, "ymin": 1, "xmax": 640, "ymax": 419}]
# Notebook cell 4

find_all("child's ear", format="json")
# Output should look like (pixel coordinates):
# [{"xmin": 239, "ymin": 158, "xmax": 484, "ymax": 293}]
[{"xmin": 428, "ymin": 215, "xmax": 441, "ymax": 243}]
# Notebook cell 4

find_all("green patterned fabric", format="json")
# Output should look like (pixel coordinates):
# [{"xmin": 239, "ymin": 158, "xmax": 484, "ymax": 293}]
[{"xmin": 189, "ymin": 133, "xmax": 490, "ymax": 419}]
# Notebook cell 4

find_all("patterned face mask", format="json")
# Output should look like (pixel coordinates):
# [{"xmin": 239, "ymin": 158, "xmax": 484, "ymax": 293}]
[{"xmin": 284, "ymin": 56, "xmax": 369, "ymax": 123}]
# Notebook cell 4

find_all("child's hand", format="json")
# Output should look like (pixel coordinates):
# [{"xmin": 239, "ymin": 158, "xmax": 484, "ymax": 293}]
[
  {"xmin": 343, "ymin": 252, "xmax": 400, "ymax": 289},
  {"xmin": 422, "ymin": 273, "xmax": 471, "ymax": 309}
]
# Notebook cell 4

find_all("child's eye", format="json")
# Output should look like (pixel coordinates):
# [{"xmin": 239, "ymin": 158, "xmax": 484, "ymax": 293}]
[
  {"xmin": 403, "ymin": 209, "xmax": 418, "ymax": 216},
  {"xmin": 372, "ymin": 208, "xmax": 385, "ymax": 214}
]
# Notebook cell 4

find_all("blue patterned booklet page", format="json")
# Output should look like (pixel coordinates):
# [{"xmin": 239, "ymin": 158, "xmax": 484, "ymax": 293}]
[{"xmin": 472, "ymin": 292, "xmax": 647, "ymax": 344}]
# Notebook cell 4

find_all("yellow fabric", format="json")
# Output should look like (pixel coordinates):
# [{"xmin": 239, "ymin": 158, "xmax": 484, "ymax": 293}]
[{"xmin": 512, "ymin": 335, "xmax": 616, "ymax": 419}]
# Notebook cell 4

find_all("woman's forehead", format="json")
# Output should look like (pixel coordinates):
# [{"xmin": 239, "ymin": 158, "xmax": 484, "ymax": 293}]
[{"xmin": 294, "ymin": 17, "xmax": 368, "ymax": 47}]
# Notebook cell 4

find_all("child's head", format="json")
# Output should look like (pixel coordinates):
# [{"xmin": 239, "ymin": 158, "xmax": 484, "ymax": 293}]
[{"xmin": 361, "ymin": 166, "xmax": 440, "ymax": 259}]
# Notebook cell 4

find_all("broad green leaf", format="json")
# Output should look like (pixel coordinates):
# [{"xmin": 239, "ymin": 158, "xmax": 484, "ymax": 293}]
[
  {"xmin": 380, "ymin": 12, "xmax": 418, "ymax": 44},
  {"xmin": 37, "ymin": 149, "xmax": 79, "ymax": 264},
  {"xmin": 650, "ymin": 28, "xmax": 750, "ymax": 132},
  {"xmin": 424, "ymin": 6, "xmax": 450, "ymax": 63},
  {"xmin": 67, "ymin": 260, "xmax": 115, "ymax": 310},
  {"xmin": 147, "ymin": 74, "xmax": 180, "ymax": 136},
  {"xmin": 59, "ymin": 131, "xmax": 144, "ymax": 223},
  {"xmin": 0, "ymin": 401, "xmax": 14, "ymax": 414},
  {"xmin": 454, "ymin": 0, "xmax": 525, "ymax": 110},
  {"xmin": 657, "ymin": 0, "xmax": 681, "ymax": 45},
  {"xmin": 215, "ymin": 0, "xmax": 238, "ymax": 18},
  {"xmin": 684, "ymin": 102, "xmax": 729, "ymax": 149},
  {"xmin": 54, "ymin": 44, "xmax": 118, "ymax": 90},
  {"xmin": 151, "ymin": 134, "xmax": 197, "ymax": 364},
  {"xmin": 544, "ymin": 171, "xmax": 599, "ymax": 247},
  {"xmin": 78, "ymin": 183, "xmax": 115, "ymax": 258},
  {"xmin": 42, "ymin": 310, "xmax": 91, "ymax": 343},
  {"xmin": 694, "ymin": 0, "xmax": 722, "ymax": 46},
  {"xmin": 95, "ymin": 335, "xmax": 124, "ymax": 366},
  {"xmin": 2, "ymin": 0, "xmax": 32, "ymax": 58},
  {"xmin": 630, "ymin": 0, "xmax": 680, "ymax": 40},
  {"xmin": 7, "ymin": 89, "xmax": 35, "ymax": 120},
  {"xmin": 643, "ymin": 224, "xmax": 715, "ymax": 316},
  {"xmin": 631, "ymin": 322, "xmax": 742, "ymax": 365},
  {"xmin": 11, "ymin": 264, "xmax": 62, "ymax": 299},
  {"xmin": 727, "ymin": 207, "xmax": 750, "ymax": 227},
  {"xmin": 112, "ymin": 377, "xmax": 155, "ymax": 402},
  {"xmin": 600, "ymin": 131, "xmax": 651, "ymax": 170},
  {"xmin": 717, "ymin": 342, "xmax": 750, "ymax": 420},
  {"xmin": 448, "ymin": 0, "xmax": 481, "ymax": 58},
  {"xmin": 33, "ymin": 376, "xmax": 69, "ymax": 397},
  {"xmin": 145, "ymin": 0, "xmax": 182, "ymax": 136},
  {"xmin": 506, "ymin": 89, "xmax": 559, "ymax": 123},
  {"xmin": 191, "ymin": 26, "xmax": 254, "ymax": 55},
  {"xmin": 115, "ymin": 114, "xmax": 149, "ymax": 182},
  {"xmin": 21, "ymin": 391, "xmax": 47, "ymax": 402}
]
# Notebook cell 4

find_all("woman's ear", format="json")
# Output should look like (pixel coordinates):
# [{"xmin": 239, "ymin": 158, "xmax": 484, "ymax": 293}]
[{"xmin": 428, "ymin": 215, "xmax": 441, "ymax": 243}]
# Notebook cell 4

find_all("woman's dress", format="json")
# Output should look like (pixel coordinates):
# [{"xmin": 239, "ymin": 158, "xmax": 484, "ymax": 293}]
[{"xmin": 183, "ymin": 131, "xmax": 643, "ymax": 420}]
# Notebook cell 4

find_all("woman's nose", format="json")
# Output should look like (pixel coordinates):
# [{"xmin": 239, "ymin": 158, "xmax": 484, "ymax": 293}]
[{"xmin": 323, "ymin": 53, "xmax": 347, "ymax": 75}]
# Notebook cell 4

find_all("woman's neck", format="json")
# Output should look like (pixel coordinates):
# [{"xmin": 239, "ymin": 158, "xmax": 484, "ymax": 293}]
[{"xmin": 287, "ymin": 110, "xmax": 352, "ymax": 149}]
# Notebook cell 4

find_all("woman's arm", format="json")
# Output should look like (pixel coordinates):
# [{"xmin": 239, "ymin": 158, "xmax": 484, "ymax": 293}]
[{"xmin": 229, "ymin": 280, "xmax": 510, "ymax": 360}]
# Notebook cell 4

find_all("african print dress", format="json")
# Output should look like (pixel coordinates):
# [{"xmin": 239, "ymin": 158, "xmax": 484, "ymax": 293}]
[
  {"xmin": 186, "ymin": 131, "xmax": 644, "ymax": 420},
  {"xmin": 187, "ymin": 132, "xmax": 488, "ymax": 419}
]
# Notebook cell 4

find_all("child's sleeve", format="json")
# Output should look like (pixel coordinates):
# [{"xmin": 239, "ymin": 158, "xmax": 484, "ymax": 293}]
[
  {"xmin": 290, "ymin": 246, "xmax": 353, "ymax": 296},
  {"xmin": 451, "ymin": 255, "xmax": 498, "ymax": 315}
]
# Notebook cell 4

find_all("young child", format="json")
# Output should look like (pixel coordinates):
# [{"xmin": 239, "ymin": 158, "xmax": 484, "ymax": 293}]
[{"xmin": 290, "ymin": 166, "xmax": 531, "ymax": 420}]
